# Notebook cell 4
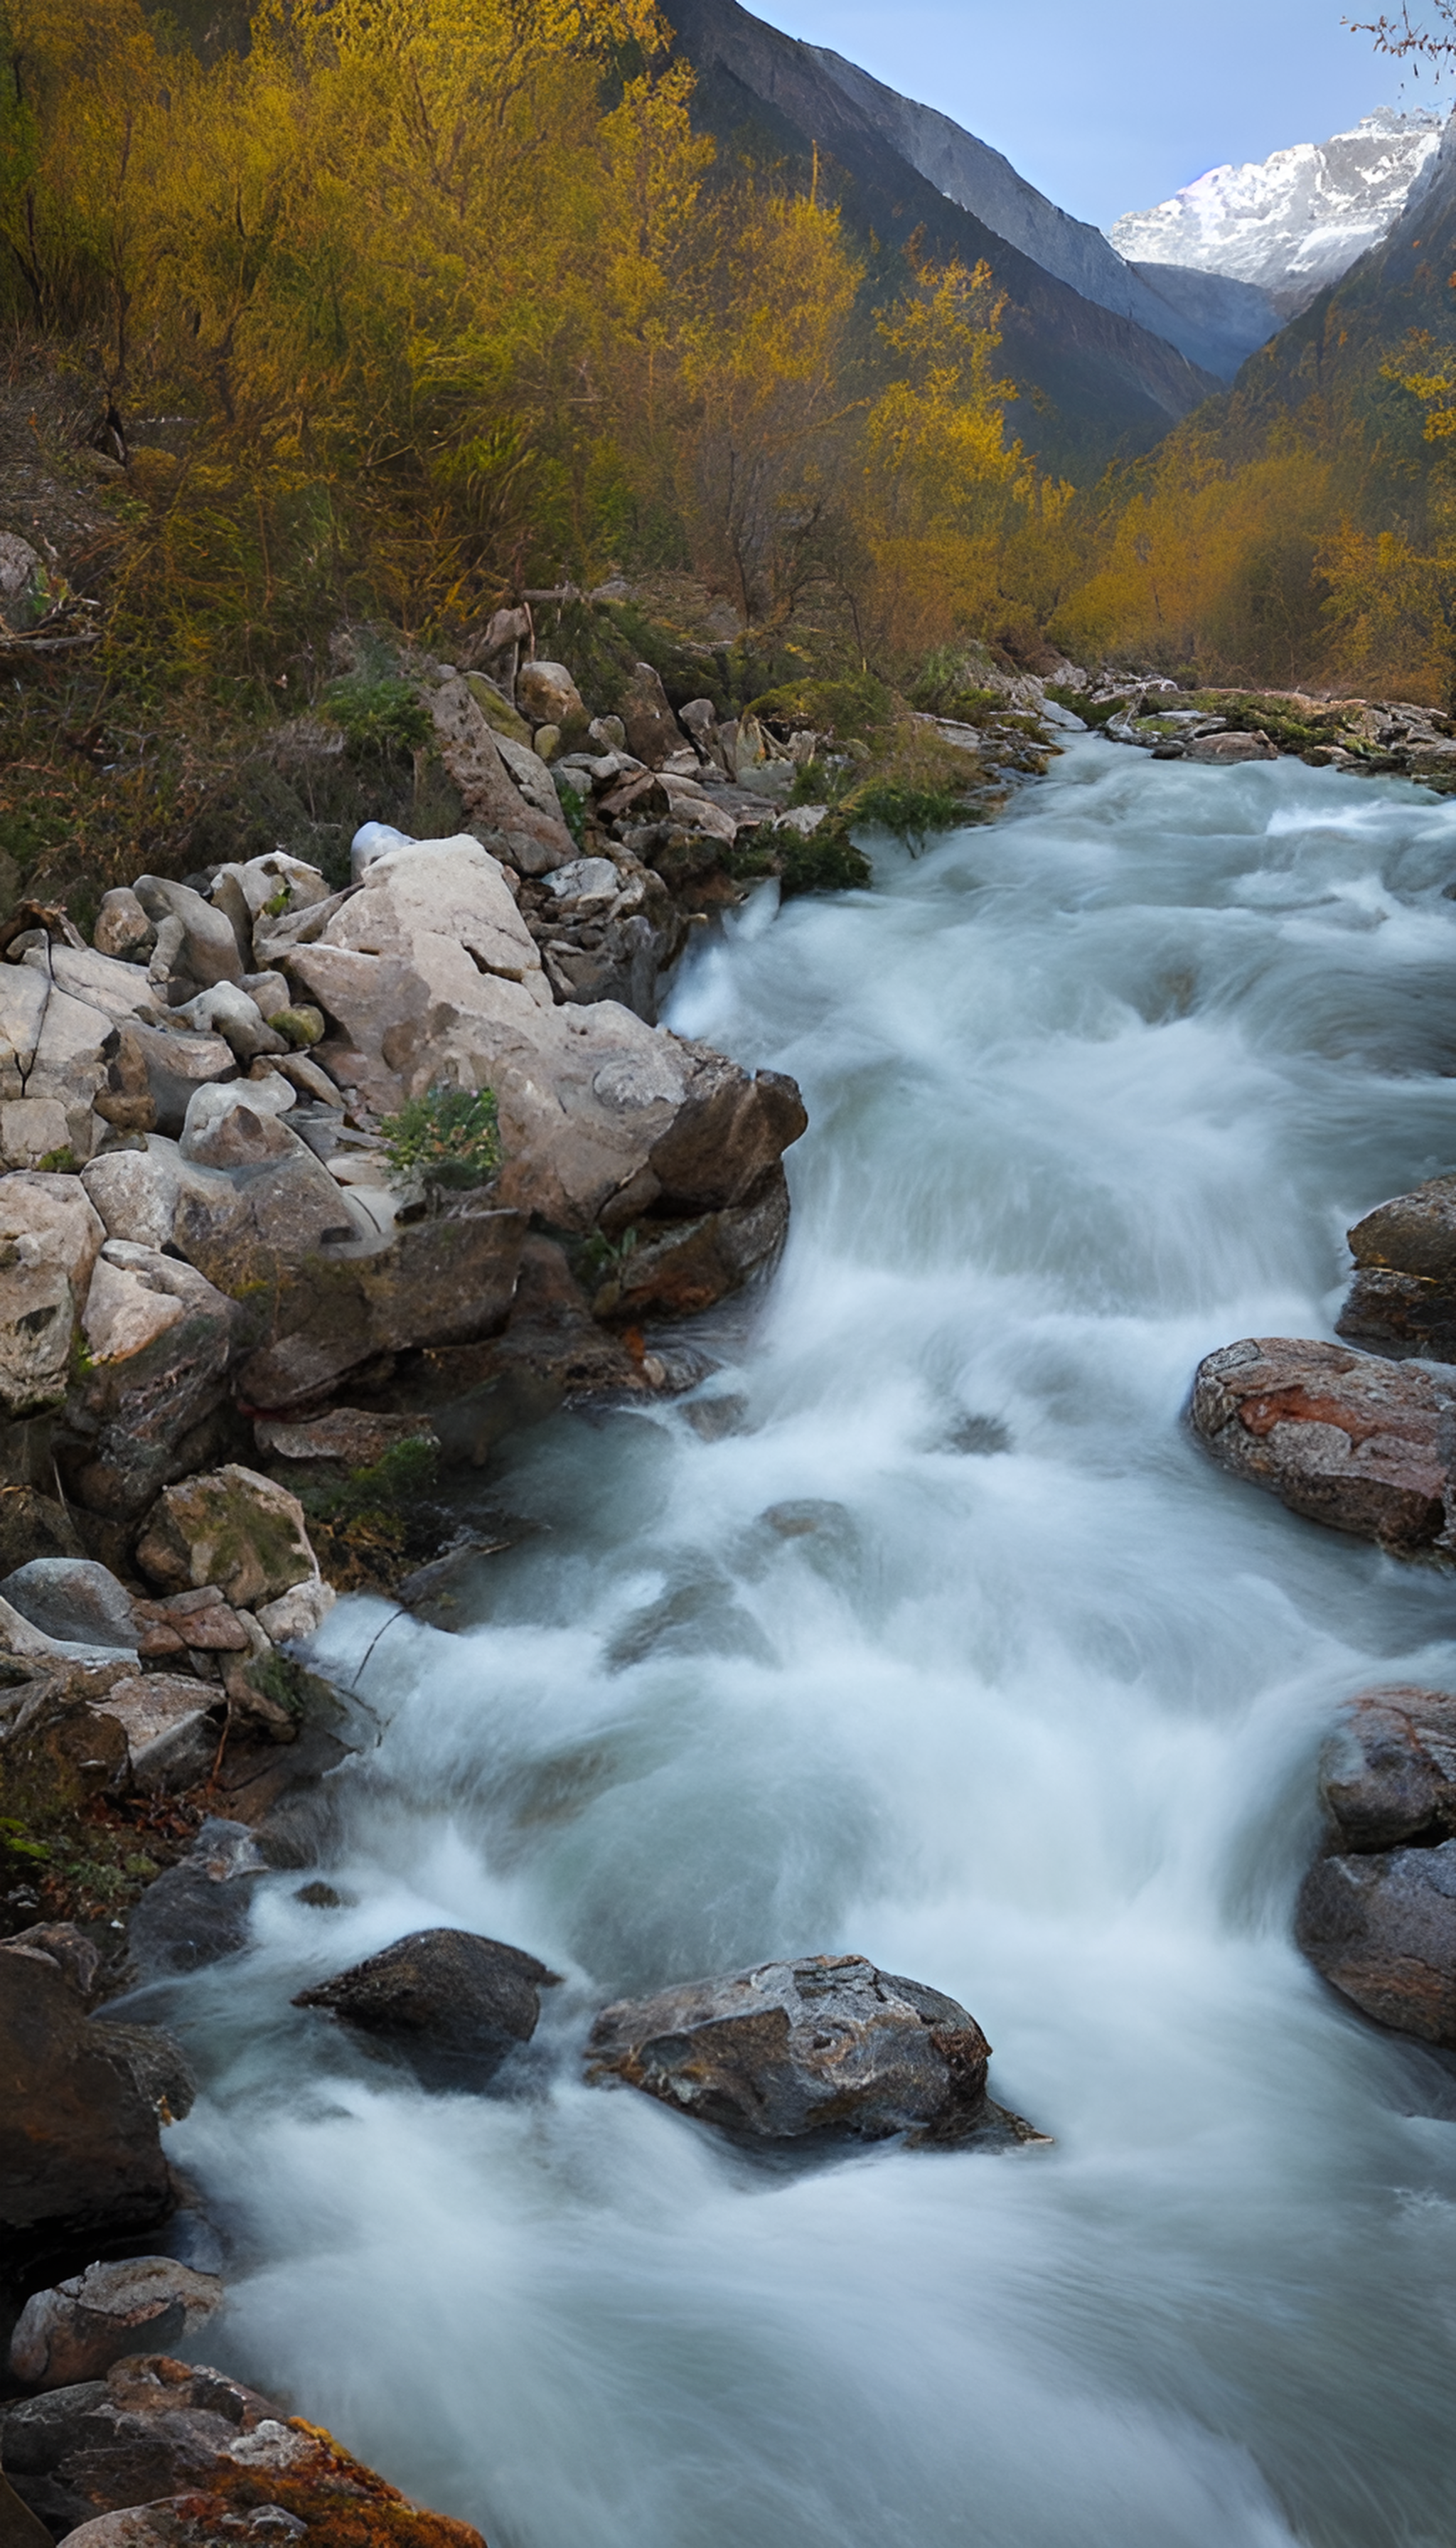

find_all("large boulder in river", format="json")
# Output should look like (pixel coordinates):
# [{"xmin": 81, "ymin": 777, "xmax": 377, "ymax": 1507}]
[
  {"xmin": 284, "ymin": 835, "xmax": 806, "ymax": 1266},
  {"xmin": 1189, "ymin": 1337, "xmax": 1456, "ymax": 1551},
  {"xmin": 0, "ymin": 1937, "xmax": 193, "ymax": 2245},
  {"xmin": 0, "ymin": 2355, "xmax": 486, "ymax": 2547},
  {"xmin": 293, "ymin": 1925, "xmax": 561, "ymax": 2089},
  {"xmin": 1295, "ymin": 1686, "xmax": 1456, "ymax": 2043},
  {"xmin": 1337, "ymin": 1173, "xmax": 1456, "ymax": 1361},
  {"xmin": 586, "ymin": 1952, "xmax": 1042, "ymax": 2148},
  {"xmin": 1311, "ymin": 1685, "xmax": 1456, "ymax": 1851},
  {"xmin": 1297, "ymin": 1843, "xmax": 1456, "ymax": 2044}
]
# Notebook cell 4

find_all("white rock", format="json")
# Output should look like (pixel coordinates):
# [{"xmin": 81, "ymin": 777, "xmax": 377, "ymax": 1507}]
[
  {"xmin": 254, "ymin": 1573, "xmax": 336, "ymax": 1642},
  {"xmin": 181, "ymin": 1071, "xmax": 295, "ymax": 1162},
  {"xmin": 82, "ymin": 1248, "xmax": 186, "ymax": 1364},
  {"xmin": 0, "ymin": 964, "xmax": 49, "ymax": 1098},
  {"xmin": 543, "ymin": 857, "xmax": 620, "ymax": 903},
  {"xmin": 0, "ymin": 1172, "xmax": 105, "ymax": 1414},
  {"xmin": 0, "ymin": 1096, "xmax": 71, "ymax": 1167},
  {"xmin": 350, "ymin": 819, "xmax": 416, "ymax": 879},
  {"xmin": 174, "ymin": 980, "xmax": 287, "ymax": 1060},
  {"xmin": 81, "ymin": 1140, "xmax": 185, "ymax": 1251},
  {"xmin": 37, "ymin": 944, "xmax": 165, "ymax": 1025},
  {"xmin": 92, "ymin": 1673, "xmax": 222, "ymax": 1791}
]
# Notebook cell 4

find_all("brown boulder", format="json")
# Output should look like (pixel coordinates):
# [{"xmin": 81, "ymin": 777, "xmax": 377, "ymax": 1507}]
[
  {"xmin": 1314, "ymin": 1686, "xmax": 1456, "ymax": 1852},
  {"xmin": 294, "ymin": 1925, "xmax": 560, "ymax": 2089},
  {"xmin": 9, "ymin": 2258, "xmax": 222, "ymax": 2390},
  {"xmin": 1338, "ymin": 1173, "xmax": 1456, "ymax": 1360},
  {"xmin": 1188, "ymin": 1337, "xmax": 1456, "ymax": 1550},
  {"xmin": 586, "ymin": 1952, "xmax": 1043, "ymax": 2148},
  {"xmin": 618, "ymin": 662, "xmax": 681, "ymax": 768},
  {"xmin": 0, "ymin": 1941, "xmax": 191, "ymax": 2243},
  {"xmin": 0, "ymin": 2355, "xmax": 486, "ymax": 2548},
  {"xmin": 425, "ymin": 672, "xmax": 574, "ymax": 872},
  {"xmin": 593, "ymin": 1169, "xmax": 790, "ymax": 1321}
]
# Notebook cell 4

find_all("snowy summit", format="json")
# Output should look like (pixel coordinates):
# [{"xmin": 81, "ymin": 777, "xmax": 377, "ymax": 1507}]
[{"xmin": 1109, "ymin": 106, "xmax": 1445, "ymax": 313}]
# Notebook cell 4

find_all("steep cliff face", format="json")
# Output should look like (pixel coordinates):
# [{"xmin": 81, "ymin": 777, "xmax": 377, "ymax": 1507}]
[
  {"xmin": 803, "ymin": 45, "xmax": 1275, "ymax": 380},
  {"xmin": 666, "ymin": 0, "xmax": 1220, "ymax": 474}
]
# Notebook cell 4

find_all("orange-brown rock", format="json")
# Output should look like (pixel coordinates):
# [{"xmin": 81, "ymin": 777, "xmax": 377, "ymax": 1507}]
[
  {"xmin": 1189, "ymin": 1336, "xmax": 1456, "ymax": 1549},
  {"xmin": 0, "ymin": 2355, "xmax": 486, "ymax": 2547}
]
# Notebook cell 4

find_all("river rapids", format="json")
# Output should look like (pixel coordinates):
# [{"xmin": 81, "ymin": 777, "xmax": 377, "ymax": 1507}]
[{"xmin": 161, "ymin": 737, "xmax": 1456, "ymax": 2548}]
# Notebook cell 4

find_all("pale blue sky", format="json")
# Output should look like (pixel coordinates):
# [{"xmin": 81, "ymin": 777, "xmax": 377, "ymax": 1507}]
[{"xmin": 756, "ymin": 0, "xmax": 1451, "ymax": 229}]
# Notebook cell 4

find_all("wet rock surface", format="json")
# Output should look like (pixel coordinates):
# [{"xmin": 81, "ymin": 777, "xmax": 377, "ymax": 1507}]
[
  {"xmin": 9, "ymin": 2257, "xmax": 223, "ymax": 2389},
  {"xmin": 1296, "ymin": 1686, "xmax": 1456, "ymax": 2044},
  {"xmin": 0, "ymin": 1936, "xmax": 192, "ymax": 2247},
  {"xmin": 1189, "ymin": 1337, "xmax": 1456, "ymax": 1550},
  {"xmin": 294, "ymin": 1926, "xmax": 561, "ymax": 2089},
  {"xmin": 0, "ymin": 2354, "xmax": 486, "ymax": 2547},
  {"xmin": 586, "ymin": 1952, "xmax": 1043, "ymax": 2148},
  {"xmin": 1337, "ymin": 1173, "xmax": 1456, "ymax": 1361}
]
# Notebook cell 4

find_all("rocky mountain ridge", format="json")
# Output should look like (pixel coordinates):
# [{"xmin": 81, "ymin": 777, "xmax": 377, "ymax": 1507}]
[{"xmin": 1111, "ymin": 105, "xmax": 1445, "ymax": 314}]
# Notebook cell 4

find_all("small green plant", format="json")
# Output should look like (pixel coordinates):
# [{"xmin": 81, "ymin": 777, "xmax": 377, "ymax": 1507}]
[
  {"xmin": 849, "ymin": 779, "xmax": 965, "ymax": 847},
  {"xmin": 262, "ymin": 885, "xmax": 291, "ymax": 916},
  {"xmin": 35, "ymin": 1145, "xmax": 78, "ymax": 1174},
  {"xmin": 380, "ymin": 1083, "xmax": 502, "ymax": 1193},
  {"xmin": 557, "ymin": 777, "xmax": 587, "ymax": 850},
  {"xmin": 321, "ymin": 675, "xmax": 431, "ymax": 758},
  {"xmin": 577, "ymin": 1224, "xmax": 638, "ymax": 1282},
  {"xmin": 778, "ymin": 823, "xmax": 872, "ymax": 897}
]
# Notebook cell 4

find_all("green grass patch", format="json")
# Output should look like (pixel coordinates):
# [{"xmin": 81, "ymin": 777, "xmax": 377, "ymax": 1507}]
[{"xmin": 380, "ymin": 1083, "xmax": 502, "ymax": 1192}]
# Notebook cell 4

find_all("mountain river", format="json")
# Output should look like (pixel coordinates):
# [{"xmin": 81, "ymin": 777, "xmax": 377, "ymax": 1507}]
[{"xmin": 157, "ymin": 734, "xmax": 1456, "ymax": 2548}]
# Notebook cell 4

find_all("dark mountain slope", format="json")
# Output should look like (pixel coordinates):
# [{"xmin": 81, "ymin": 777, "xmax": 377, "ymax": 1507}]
[{"xmin": 666, "ymin": 0, "xmax": 1219, "ymax": 476}]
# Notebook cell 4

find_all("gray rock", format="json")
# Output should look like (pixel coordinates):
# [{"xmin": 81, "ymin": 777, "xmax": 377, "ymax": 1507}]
[
  {"xmin": 1297, "ymin": 1839, "xmax": 1456, "ymax": 2044},
  {"xmin": 173, "ymin": 982, "xmax": 287, "ymax": 1063},
  {"xmin": 0, "ymin": 1559, "xmax": 136, "ymax": 1651},
  {"xmin": 9, "ymin": 2257, "xmax": 222, "ymax": 2390},
  {"xmin": 56, "ymin": 1247, "xmax": 240, "ymax": 1521},
  {"xmin": 81, "ymin": 1140, "xmax": 185, "ymax": 1253},
  {"xmin": 131, "ymin": 878, "xmax": 242, "ymax": 989},
  {"xmin": 0, "ymin": 1173, "xmax": 105, "ymax": 1418},
  {"xmin": 1316, "ymin": 1686, "xmax": 1456, "ymax": 1851},
  {"xmin": 91, "ymin": 1674, "xmax": 226, "ymax": 1792},
  {"xmin": 1189, "ymin": 1335, "xmax": 1456, "ymax": 1550},
  {"xmin": 619, "ymin": 662, "xmax": 681, "ymax": 769},
  {"xmin": 294, "ymin": 1925, "xmax": 561, "ymax": 2089},
  {"xmin": 134, "ymin": 1465, "xmax": 317, "ymax": 1609},
  {"xmin": 99, "ymin": 1019, "xmax": 237, "ymax": 1139},
  {"xmin": 586, "ymin": 1952, "xmax": 1042, "ymax": 2147},
  {"xmin": 1338, "ymin": 1172, "xmax": 1456, "ymax": 1361},
  {"xmin": 92, "ymin": 890, "xmax": 155, "ymax": 963},
  {"xmin": 126, "ymin": 1819, "xmax": 266, "ymax": 1980}
]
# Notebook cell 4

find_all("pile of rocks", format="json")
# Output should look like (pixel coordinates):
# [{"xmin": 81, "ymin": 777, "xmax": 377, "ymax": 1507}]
[
  {"xmin": 1189, "ymin": 1171, "xmax": 1456, "ymax": 2045},
  {"xmin": 0, "ymin": 810, "xmax": 806, "ymax": 1610},
  {"xmin": 1092, "ymin": 680, "xmax": 1456, "ymax": 783}
]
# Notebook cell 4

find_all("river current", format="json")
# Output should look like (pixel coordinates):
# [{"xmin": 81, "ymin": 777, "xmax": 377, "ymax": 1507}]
[{"xmin": 164, "ymin": 737, "xmax": 1456, "ymax": 2548}]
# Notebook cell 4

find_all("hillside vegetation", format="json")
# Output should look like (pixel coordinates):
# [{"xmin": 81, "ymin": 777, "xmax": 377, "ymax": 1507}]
[{"xmin": 4, "ymin": 0, "xmax": 1455, "ymax": 918}]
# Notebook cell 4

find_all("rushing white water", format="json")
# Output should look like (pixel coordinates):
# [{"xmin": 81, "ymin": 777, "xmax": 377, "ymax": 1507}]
[{"xmin": 162, "ymin": 739, "xmax": 1456, "ymax": 2548}]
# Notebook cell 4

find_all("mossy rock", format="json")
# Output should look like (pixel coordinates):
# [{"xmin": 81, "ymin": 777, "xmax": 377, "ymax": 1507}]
[
  {"xmin": 464, "ymin": 673, "xmax": 533, "ymax": 749},
  {"xmin": 135, "ymin": 1464, "xmax": 315, "ymax": 1610},
  {"xmin": 742, "ymin": 673, "xmax": 894, "ymax": 750}
]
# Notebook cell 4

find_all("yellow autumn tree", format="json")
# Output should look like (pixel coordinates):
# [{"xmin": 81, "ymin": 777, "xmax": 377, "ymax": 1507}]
[{"xmin": 858, "ymin": 254, "xmax": 1072, "ymax": 660}]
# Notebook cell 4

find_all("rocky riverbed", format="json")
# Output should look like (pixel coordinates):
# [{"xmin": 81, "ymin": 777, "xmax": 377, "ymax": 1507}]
[{"xmin": 6, "ymin": 656, "xmax": 1456, "ymax": 2546}]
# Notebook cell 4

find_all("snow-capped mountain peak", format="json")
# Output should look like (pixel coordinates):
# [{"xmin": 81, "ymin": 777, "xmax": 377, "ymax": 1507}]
[{"xmin": 1109, "ymin": 107, "xmax": 1445, "ymax": 312}]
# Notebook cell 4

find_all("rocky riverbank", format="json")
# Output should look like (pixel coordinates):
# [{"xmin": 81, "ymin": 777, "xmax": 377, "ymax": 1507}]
[
  {"xmin": 1, "ymin": 619, "xmax": 1081, "ymax": 2542},
  {"xmin": 1189, "ymin": 1169, "xmax": 1456, "ymax": 2050}
]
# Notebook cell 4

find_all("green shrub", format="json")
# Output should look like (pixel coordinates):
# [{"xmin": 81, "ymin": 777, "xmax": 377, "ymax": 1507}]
[
  {"xmin": 778, "ymin": 824, "xmax": 872, "ymax": 896},
  {"xmin": 742, "ymin": 672, "xmax": 894, "ymax": 749},
  {"xmin": 380, "ymin": 1083, "xmax": 502, "ymax": 1191},
  {"xmin": 848, "ymin": 779, "xmax": 965, "ymax": 846},
  {"xmin": 321, "ymin": 675, "xmax": 431, "ymax": 758},
  {"xmin": 557, "ymin": 777, "xmax": 587, "ymax": 849}
]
